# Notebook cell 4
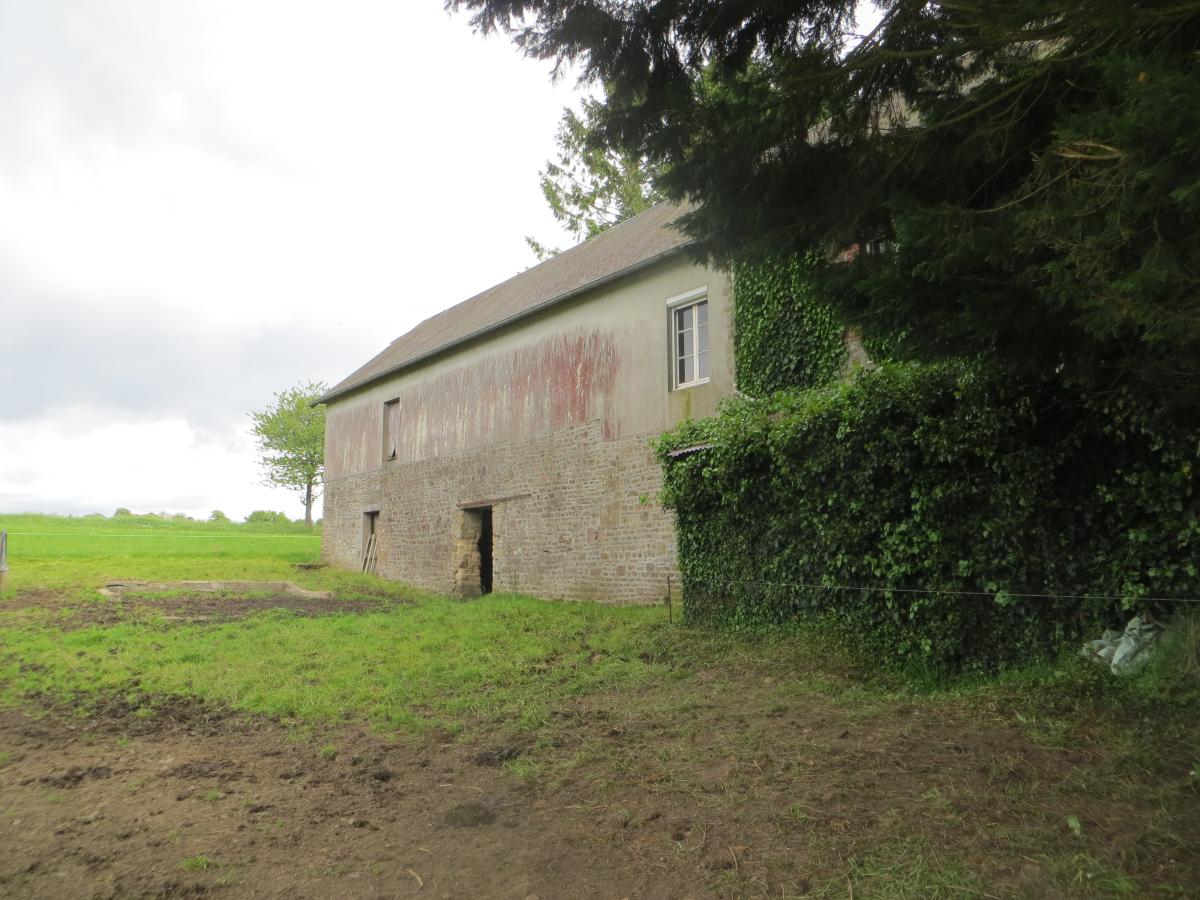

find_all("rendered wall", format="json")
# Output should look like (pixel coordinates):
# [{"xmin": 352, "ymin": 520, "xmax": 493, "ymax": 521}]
[{"xmin": 322, "ymin": 255, "xmax": 734, "ymax": 603}]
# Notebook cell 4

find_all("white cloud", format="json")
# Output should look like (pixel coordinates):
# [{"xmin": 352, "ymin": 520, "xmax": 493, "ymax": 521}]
[
  {"xmin": 0, "ymin": 0, "xmax": 580, "ymax": 519},
  {"xmin": 0, "ymin": 413, "xmax": 291, "ymax": 521}
]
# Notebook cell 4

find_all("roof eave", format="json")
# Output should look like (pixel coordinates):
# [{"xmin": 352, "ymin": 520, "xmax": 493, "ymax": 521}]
[{"xmin": 314, "ymin": 242, "xmax": 694, "ymax": 406}]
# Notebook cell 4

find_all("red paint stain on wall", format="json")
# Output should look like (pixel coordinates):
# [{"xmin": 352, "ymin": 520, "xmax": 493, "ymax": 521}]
[{"xmin": 393, "ymin": 329, "xmax": 622, "ymax": 462}]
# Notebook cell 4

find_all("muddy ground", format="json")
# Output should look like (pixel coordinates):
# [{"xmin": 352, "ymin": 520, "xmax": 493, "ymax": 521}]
[
  {"xmin": 1, "ymin": 589, "xmax": 397, "ymax": 629},
  {"xmin": 1, "ymin": 598, "xmax": 1197, "ymax": 899}
]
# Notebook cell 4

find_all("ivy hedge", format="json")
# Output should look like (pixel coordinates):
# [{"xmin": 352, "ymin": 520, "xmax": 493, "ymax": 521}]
[{"xmin": 656, "ymin": 361, "xmax": 1200, "ymax": 671}]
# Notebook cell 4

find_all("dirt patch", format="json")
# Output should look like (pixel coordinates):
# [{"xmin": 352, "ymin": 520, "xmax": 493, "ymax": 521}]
[
  {"xmin": 100, "ymin": 580, "xmax": 333, "ymax": 599},
  {"xmin": 0, "ymin": 672, "xmax": 1195, "ymax": 899},
  {"xmin": 472, "ymin": 745, "xmax": 524, "ymax": 767},
  {"xmin": 135, "ymin": 592, "xmax": 388, "ymax": 623},
  {"xmin": 38, "ymin": 766, "xmax": 115, "ymax": 789},
  {"xmin": 1, "ymin": 588, "xmax": 398, "ymax": 629}
]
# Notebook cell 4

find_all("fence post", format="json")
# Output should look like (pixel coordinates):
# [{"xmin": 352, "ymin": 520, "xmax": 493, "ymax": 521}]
[{"xmin": 0, "ymin": 530, "xmax": 8, "ymax": 592}]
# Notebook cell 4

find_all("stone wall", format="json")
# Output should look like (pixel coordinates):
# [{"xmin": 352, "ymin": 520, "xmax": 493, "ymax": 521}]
[{"xmin": 322, "ymin": 418, "xmax": 676, "ymax": 604}]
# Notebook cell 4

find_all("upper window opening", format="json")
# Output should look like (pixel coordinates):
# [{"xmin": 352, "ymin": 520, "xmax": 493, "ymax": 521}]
[
  {"xmin": 383, "ymin": 398, "xmax": 400, "ymax": 462},
  {"xmin": 673, "ymin": 298, "xmax": 709, "ymax": 389}
]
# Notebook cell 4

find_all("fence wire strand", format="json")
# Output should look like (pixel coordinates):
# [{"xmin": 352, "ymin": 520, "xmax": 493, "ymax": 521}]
[{"xmin": 667, "ymin": 576, "xmax": 1200, "ymax": 606}]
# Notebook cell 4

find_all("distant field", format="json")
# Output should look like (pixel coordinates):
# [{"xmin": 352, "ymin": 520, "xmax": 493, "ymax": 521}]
[{"xmin": 0, "ymin": 512, "xmax": 323, "ymax": 593}]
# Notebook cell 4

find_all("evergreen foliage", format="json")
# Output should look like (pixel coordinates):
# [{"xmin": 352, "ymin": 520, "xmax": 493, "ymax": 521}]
[
  {"xmin": 525, "ymin": 99, "xmax": 661, "ymax": 260},
  {"xmin": 452, "ymin": 0, "xmax": 1200, "ymax": 404}
]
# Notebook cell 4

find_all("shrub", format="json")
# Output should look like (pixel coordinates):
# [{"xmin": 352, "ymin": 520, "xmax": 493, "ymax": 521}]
[
  {"xmin": 208, "ymin": 510, "xmax": 230, "ymax": 523},
  {"xmin": 657, "ymin": 361, "xmax": 1200, "ymax": 671},
  {"xmin": 244, "ymin": 510, "xmax": 290, "ymax": 526}
]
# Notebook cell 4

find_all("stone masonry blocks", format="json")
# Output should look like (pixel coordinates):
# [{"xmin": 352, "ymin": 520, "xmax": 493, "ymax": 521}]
[{"xmin": 321, "ymin": 419, "xmax": 676, "ymax": 605}]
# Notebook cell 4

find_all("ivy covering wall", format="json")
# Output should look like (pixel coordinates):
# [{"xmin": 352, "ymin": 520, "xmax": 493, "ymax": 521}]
[
  {"xmin": 732, "ymin": 254, "xmax": 847, "ymax": 395},
  {"xmin": 658, "ymin": 259, "xmax": 1200, "ymax": 670}
]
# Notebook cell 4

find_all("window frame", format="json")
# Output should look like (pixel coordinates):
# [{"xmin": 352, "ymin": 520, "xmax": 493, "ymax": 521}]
[
  {"xmin": 382, "ymin": 398, "xmax": 400, "ymax": 463},
  {"xmin": 666, "ymin": 286, "xmax": 710, "ymax": 390}
]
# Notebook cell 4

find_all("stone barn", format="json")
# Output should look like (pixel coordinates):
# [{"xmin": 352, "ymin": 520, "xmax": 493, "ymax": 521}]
[{"xmin": 318, "ymin": 202, "xmax": 734, "ymax": 603}]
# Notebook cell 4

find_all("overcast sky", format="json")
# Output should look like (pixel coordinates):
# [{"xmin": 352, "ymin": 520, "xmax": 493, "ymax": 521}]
[{"xmin": 0, "ymin": 0, "xmax": 580, "ymax": 521}]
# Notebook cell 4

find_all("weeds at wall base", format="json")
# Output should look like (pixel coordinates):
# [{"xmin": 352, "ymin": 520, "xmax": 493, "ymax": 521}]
[{"xmin": 668, "ymin": 589, "xmax": 1200, "ymax": 721}]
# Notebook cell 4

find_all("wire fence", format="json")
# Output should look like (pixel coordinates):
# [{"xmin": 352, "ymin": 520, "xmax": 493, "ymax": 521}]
[{"xmin": 665, "ymin": 574, "xmax": 1200, "ymax": 624}]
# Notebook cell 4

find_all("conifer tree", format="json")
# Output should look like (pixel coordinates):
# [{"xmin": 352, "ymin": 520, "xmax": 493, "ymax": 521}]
[
  {"xmin": 526, "ymin": 98, "xmax": 661, "ymax": 260},
  {"xmin": 452, "ymin": 0, "xmax": 1200, "ymax": 402}
]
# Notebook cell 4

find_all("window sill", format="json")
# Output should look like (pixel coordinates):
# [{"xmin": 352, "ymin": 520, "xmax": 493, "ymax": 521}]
[{"xmin": 673, "ymin": 377, "xmax": 710, "ymax": 392}]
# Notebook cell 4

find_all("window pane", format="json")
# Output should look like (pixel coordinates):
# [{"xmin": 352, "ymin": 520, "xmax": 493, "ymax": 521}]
[{"xmin": 673, "ymin": 300, "xmax": 709, "ymax": 387}]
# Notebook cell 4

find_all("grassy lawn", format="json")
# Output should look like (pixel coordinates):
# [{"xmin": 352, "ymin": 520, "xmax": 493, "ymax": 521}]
[
  {"xmin": 1, "ymin": 513, "xmax": 668, "ymax": 730},
  {"xmin": 0, "ymin": 512, "xmax": 322, "ymax": 592},
  {"xmin": 0, "ymin": 595, "xmax": 670, "ymax": 730},
  {"xmin": 0, "ymin": 513, "xmax": 1197, "ymax": 898}
]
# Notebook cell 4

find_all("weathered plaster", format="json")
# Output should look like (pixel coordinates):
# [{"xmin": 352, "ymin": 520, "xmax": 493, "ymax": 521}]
[{"xmin": 322, "ymin": 255, "xmax": 734, "ymax": 604}]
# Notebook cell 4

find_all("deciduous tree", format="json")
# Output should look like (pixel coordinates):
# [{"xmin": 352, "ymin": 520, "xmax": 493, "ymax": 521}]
[{"xmin": 249, "ymin": 382, "xmax": 327, "ymax": 527}]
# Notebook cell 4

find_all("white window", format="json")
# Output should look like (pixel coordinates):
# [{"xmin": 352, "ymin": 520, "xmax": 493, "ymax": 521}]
[{"xmin": 669, "ymin": 289, "xmax": 709, "ymax": 389}]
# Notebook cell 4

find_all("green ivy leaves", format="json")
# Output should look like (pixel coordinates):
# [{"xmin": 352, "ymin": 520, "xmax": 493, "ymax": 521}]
[
  {"xmin": 656, "ymin": 362, "xmax": 1200, "ymax": 672},
  {"xmin": 733, "ymin": 254, "xmax": 846, "ymax": 397}
]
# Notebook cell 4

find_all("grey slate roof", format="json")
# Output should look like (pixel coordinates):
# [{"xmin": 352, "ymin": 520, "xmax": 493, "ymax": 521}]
[{"xmin": 319, "ymin": 201, "xmax": 694, "ymax": 404}]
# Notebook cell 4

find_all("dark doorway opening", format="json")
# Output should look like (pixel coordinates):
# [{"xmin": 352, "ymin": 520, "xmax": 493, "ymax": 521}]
[
  {"xmin": 477, "ymin": 506, "xmax": 494, "ymax": 594},
  {"xmin": 362, "ymin": 511, "xmax": 380, "ymax": 574}
]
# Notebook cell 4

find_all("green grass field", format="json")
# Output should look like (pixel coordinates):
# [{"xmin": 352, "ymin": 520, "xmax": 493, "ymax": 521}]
[
  {"xmin": 0, "ymin": 512, "xmax": 1197, "ymax": 897},
  {"xmin": 0, "ymin": 512, "xmax": 671, "ymax": 731},
  {"xmin": 0, "ymin": 511, "xmax": 1194, "ymax": 738},
  {"xmin": 0, "ymin": 512, "xmax": 322, "ymax": 593}
]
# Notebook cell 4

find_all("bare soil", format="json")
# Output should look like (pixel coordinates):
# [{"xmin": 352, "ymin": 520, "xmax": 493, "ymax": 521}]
[
  {"xmin": 2, "ymin": 588, "xmax": 1197, "ymax": 898},
  {"xmin": 2, "ymin": 591, "xmax": 394, "ymax": 629},
  {"xmin": 2, "ymin": 669, "xmax": 1197, "ymax": 899}
]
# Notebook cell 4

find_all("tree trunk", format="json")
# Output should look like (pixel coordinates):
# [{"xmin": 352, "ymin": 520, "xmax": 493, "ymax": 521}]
[{"xmin": 304, "ymin": 481, "xmax": 313, "ymax": 528}]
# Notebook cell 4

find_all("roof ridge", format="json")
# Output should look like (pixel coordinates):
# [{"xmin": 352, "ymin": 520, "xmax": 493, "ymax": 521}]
[{"xmin": 382, "ymin": 199, "xmax": 682, "ymax": 348}]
